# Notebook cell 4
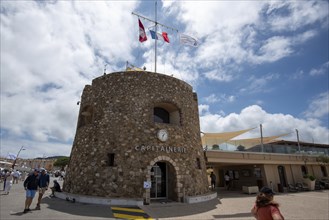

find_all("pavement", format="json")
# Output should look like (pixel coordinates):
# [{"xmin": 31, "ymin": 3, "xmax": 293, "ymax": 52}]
[{"xmin": 1, "ymin": 177, "xmax": 329, "ymax": 220}]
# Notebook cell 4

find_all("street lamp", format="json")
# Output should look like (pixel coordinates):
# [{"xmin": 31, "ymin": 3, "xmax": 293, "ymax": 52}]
[{"xmin": 11, "ymin": 146, "xmax": 26, "ymax": 169}]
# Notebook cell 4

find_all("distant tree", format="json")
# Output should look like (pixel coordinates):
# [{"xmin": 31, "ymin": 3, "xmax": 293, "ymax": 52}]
[
  {"xmin": 212, "ymin": 144, "xmax": 219, "ymax": 150},
  {"xmin": 237, "ymin": 145, "xmax": 246, "ymax": 151},
  {"xmin": 53, "ymin": 157, "xmax": 70, "ymax": 171}
]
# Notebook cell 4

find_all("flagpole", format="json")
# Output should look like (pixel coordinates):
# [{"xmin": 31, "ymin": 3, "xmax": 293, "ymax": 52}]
[
  {"xmin": 154, "ymin": 0, "xmax": 158, "ymax": 73},
  {"xmin": 11, "ymin": 146, "xmax": 26, "ymax": 169},
  {"xmin": 132, "ymin": 2, "xmax": 178, "ymax": 74},
  {"xmin": 132, "ymin": 12, "xmax": 178, "ymax": 33}
]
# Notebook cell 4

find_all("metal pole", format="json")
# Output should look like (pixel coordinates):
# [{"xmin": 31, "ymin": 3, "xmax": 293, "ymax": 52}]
[
  {"xmin": 154, "ymin": 0, "xmax": 157, "ymax": 73},
  {"xmin": 132, "ymin": 12, "xmax": 178, "ymax": 32},
  {"xmin": 296, "ymin": 129, "xmax": 301, "ymax": 153},
  {"xmin": 260, "ymin": 124, "xmax": 264, "ymax": 152},
  {"xmin": 12, "ymin": 146, "xmax": 25, "ymax": 169}
]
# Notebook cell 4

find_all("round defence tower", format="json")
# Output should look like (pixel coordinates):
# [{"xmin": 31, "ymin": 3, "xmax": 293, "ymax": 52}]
[{"xmin": 63, "ymin": 71, "xmax": 209, "ymax": 203}]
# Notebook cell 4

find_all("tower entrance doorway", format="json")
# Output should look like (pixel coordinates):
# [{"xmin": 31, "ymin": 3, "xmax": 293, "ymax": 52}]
[{"xmin": 151, "ymin": 162, "xmax": 167, "ymax": 199}]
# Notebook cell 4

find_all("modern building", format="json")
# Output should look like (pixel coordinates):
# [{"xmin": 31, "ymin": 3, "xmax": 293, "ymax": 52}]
[
  {"xmin": 63, "ymin": 71, "xmax": 212, "ymax": 204},
  {"xmin": 203, "ymin": 131, "xmax": 329, "ymax": 192}
]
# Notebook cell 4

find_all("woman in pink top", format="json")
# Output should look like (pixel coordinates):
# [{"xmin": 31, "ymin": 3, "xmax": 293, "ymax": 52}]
[{"xmin": 251, "ymin": 187, "xmax": 284, "ymax": 220}]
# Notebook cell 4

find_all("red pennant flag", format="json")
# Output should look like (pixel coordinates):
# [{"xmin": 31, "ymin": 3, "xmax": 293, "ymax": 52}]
[
  {"xmin": 162, "ymin": 32, "xmax": 170, "ymax": 43},
  {"xmin": 138, "ymin": 19, "xmax": 147, "ymax": 43}
]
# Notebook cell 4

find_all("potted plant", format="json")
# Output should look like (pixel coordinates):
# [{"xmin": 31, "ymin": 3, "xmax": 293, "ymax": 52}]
[{"xmin": 303, "ymin": 174, "xmax": 316, "ymax": 190}]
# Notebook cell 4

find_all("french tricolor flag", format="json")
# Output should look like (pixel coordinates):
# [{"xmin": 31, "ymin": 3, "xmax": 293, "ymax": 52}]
[{"xmin": 149, "ymin": 30, "xmax": 170, "ymax": 43}]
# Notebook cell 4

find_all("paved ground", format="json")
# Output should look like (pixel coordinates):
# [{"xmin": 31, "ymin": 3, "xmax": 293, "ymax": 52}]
[{"xmin": 1, "ymin": 178, "xmax": 328, "ymax": 220}]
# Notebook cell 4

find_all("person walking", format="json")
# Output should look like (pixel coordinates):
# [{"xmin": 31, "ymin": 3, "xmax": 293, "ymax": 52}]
[
  {"xmin": 210, "ymin": 172, "xmax": 216, "ymax": 190},
  {"xmin": 4, "ymin": 170, "xmax": 13, "ymax": 194},
  {"xmin": 251, "ymin": 186, "xmax": 284, "ymax": 220},
  {"xmin": 36, "ymin": 168, "xmax": 49, "ymax": 210},
  {"xmin": 224, "ymin": 172, "xmax": 231, "ymax": 190},
  {"xmin": 23, "ymin": 169, "xmax": 40, "ymax": 213},
  {"xmin": 13, "ymin": 170, "xmax": 20, "ymax": 184}
]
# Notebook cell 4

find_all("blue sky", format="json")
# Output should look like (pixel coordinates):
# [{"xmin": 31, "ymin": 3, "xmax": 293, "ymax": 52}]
[{"xmin": 1, "ymin": 0, "xmax": 328, "ymax": 159}]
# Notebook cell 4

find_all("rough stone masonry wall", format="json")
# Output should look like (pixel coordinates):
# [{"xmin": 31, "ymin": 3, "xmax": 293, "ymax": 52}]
[{"xmin": 64, "ymin": 71, "xmax": 209, "ymax": 200}]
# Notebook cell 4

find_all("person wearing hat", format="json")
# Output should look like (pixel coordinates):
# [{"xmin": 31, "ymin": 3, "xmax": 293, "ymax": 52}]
[
  {"xmin": 251, "ymin": 186, "xmax": 284, "ymax": 220},
  {"xmin": 23, "ymin": 169, "xmax": 40, "ymax": 213},
  {"xmin": 36, "ymin": 168, "xmax": 49, "ymax": 210}
]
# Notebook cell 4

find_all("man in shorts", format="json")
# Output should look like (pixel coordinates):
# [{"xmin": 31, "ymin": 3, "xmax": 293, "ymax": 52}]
[
  {"xmin": 23, "ymin": 169, "xmax": 40, "ymax": 213},
  {"xmin": 36, "ymin": 168, "xmax": 49, "ymax": 210}
]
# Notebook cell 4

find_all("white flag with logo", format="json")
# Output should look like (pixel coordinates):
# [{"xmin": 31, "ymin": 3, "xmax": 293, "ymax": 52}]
[{"xmin": 179, "ymin": 33, "xmax": 199, "ymax": 47}]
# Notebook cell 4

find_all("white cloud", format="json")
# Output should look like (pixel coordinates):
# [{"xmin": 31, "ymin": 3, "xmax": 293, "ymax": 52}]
[
  {"xmin": 309, "ymin": 61, "xmax": 329, "ymax": 76},
  {"xmin": 239, "ymin": 73, "xmax": 279, "ymax": 94},
  {"xmin": 1, "ymin": 138, "xmax": 72, "ymax": 159},
  {"xmin": 291, "ymin": 70, "xmax": 304, "ymax": 80},
  {"xmin": 200, "ymin": 105, "xmax": 329, "ymax": 144},
  {"xmin": 253, "ymin": 36, "xmax": 293, "ymax": 63},
  {"xmin": 198, "ymin": 104, "xmax": 209, "ymax": 115},
  {"xmin": 303, "ymin": 92, "xmax": 329, "ymax": 119},
  {"xmin": 1, "ymin": 1, "xmax": 140, "ymax": 158},
  {"xmin": 175, "ymin": 1, "xmax": 326, "ymax": 69},
  {"xmin": 204, "ymin": 94, "xmax": 220, "ymax": 103},
  {"xmin": 267, "ymin": 1, "xmax": 328, "ymax": 32},
  {"xmin": 204, "ymin": 69, "xmax": 234, "ymax": 82},
  {"xmin": 203, "ymin": 93, "xmax": 236, "ymax": 104}
]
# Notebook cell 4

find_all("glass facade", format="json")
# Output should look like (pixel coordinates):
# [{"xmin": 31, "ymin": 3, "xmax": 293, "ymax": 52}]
[{"xmin": 223, "ymin": 142, "xmax": 329, "ymax": 155}]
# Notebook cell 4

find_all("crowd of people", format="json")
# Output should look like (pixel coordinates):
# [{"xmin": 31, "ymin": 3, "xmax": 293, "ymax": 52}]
[
  {"xmin": 1, "ymin": 168, "xmax": 62, "ymax": 214},
  {"xmin": 1, "ymin": 169, "xmax": 27, "ymax": 194}
]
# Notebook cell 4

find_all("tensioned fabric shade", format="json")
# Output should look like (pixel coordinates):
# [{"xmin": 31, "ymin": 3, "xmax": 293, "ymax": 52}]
[
  {"xmin": 201, "ymin": 128, "xmax": 255, "ymax": 146},
  {"xmin": 202, "ymin": 129, "xmax": 290, "ymax": 149},
  {"xmin": 226, "ymin": 134, "xmax": 290, "ymax": 149}
]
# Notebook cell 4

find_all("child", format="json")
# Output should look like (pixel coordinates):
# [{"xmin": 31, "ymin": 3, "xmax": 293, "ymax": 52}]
[{"xmin": 251, "ymin": 186, "xmax": 284, "ymax": 220}]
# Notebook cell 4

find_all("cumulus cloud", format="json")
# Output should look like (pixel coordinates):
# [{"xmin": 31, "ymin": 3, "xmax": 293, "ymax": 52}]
[
  {"xmin": 200, "ymin": 105, "xmax": 329, "ymax": 144},
  {"xmin": 1, "ymin": 1, "xmax": 139, "ymax": 158},
  {"xmin": 266, "ymin": 1, "xmax": 328, "ymax": 32},
  {"xmin": 167, "ymin": 1, "xmax": 327, "ymax": 80}
]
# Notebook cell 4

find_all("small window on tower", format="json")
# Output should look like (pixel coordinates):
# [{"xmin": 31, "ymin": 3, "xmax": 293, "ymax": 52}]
[
  {"xmin": 196, "ymin": 158, "xmax": 201, "ymax": 169},
  {"xmin": 108, "ymin": 153, "xmax": 115, "ymax": 167}
]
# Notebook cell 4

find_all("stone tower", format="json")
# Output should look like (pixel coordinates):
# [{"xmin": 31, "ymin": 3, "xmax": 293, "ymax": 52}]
[{"xmin": 63, "ymin": 71, "xmax": 209, "ymax": 202}]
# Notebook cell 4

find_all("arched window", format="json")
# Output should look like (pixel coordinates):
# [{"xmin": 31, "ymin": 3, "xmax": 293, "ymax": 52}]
[
  {"xmin": 78, "ymin": 105, "xmax": 94, "ymax": 128},
  {"xmin": 153, "ymin": 103, "xmax": 181, "ymax": 125}
]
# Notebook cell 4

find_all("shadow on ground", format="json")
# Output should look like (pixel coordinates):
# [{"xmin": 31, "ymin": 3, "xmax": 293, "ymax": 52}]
[
  {"xmin": 40, "ymin": 196, "xmax": 112, "ymax": 218},
  {"xmin": 142, "ymin": 198, "xmax": 220, "ymax": 218}
]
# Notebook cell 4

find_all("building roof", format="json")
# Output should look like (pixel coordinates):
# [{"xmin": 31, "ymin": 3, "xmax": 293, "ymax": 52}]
[
  {"xmin": 201, "ymin": 129, "xmax": 329, "ymax": 149},
  {"xmin": 268, "ymin": 140, "xmax": 329, "ymax": 149}
]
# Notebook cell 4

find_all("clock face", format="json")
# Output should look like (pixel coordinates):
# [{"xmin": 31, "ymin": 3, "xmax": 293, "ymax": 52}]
[{"xmin": 157, "ymin": 129, "xmax": 168, "ymax": 142}]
